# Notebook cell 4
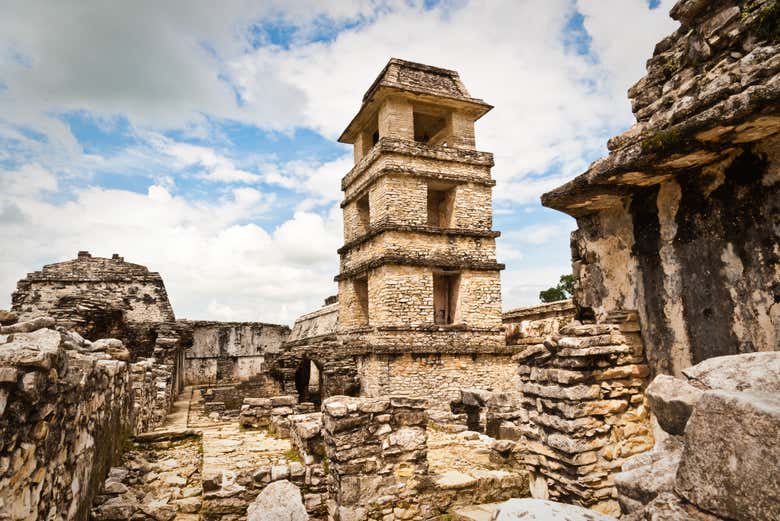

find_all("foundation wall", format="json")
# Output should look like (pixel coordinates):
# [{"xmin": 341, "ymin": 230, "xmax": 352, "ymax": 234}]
[{"xmin": 357, "ymin": 353, "xmax": 518, "ymax": 408}]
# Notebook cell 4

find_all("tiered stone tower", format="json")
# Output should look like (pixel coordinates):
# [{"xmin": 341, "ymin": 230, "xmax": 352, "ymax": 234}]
[{"xmin": 336, "ymin": 59, "xmax": 511, "ymax": 404}]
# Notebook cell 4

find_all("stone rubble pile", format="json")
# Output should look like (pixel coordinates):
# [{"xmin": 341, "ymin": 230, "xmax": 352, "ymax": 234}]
[
  {"xmin": 90, "ymin": 433, "xmax": 202, "ymax": 521},
  {"xmin": 488, "ymin": 315, "xmax": 653, "ymax": 517},
  {"xmin": 615, "ymin": 351, "xmax": 780, "ymax": 521},
  {"xmin": 0, "ymin": 316, "xmax": 166, "ymax": 520}
]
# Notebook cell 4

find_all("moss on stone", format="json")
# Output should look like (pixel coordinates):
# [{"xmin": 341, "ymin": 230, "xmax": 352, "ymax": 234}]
[{"xmin": 642, "ymin": 128, "xmax": 684, "ymax": 154}]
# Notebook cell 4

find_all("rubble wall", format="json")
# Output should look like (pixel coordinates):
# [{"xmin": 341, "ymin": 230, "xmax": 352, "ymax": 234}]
[
  {"xmin": 488, "ymin": 314, "xmax": 653, "ymax": 517},
  {"xmin": 357, "ymin": 353, "xmax": 517, "ymax": 408},
  {"xmin": 180, "ymin": 321, "xmax": 290, "ymax": 385},
  {"xmin": 503, "ymin": 300, "xmax": 576, "ymax": 346},
  {"xmin": 0, "ymin": 325, "xmax": 160, "ymax": 521}
]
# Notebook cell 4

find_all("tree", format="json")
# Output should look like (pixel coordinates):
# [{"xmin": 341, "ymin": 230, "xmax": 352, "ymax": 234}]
[{"xmin": 539, "ymin": 274, "xmax": 575, "ymax": 303}]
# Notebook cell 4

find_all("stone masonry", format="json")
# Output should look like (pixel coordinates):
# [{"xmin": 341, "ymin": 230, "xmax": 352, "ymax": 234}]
[{"xmin": 334, "ymin": 58, "xmax": 511, "ymax": 407}]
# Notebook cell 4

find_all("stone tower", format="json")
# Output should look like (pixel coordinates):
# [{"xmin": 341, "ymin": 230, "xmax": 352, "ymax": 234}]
[{"xmin": 336, "ymin": 59, "xmax": 510, "ymax": 404}]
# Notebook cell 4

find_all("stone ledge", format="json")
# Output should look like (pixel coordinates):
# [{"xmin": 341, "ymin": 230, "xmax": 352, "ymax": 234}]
[
  {"xmin": 342, "ymin": 164, "xmax": 496, "ymax": 207},
  {"xmin": 334, "ymin": 255, "xmax": 505, "ymax": 281},
  {"xmin": 337, "ymin": 224, "xmax": 500, "ymax": 254},
  {"xmin": 341, "ymin": 137, "xmax": 494, "ymax": 190}
]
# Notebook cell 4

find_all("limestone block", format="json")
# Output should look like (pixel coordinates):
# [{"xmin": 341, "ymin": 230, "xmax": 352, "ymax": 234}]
[
  {"xmin": 645, "ymin": 375, "xmax": 703, "ymax": 435},
  {"xmin": 682, "ymin": 352, "xmax": 780, "ymax": 393},
  {"xmin": 675, "ymin": 390, "xmax": 780, "ymax": 521},
  {"xmin": 492, "ymin": 498, "xmax": 617, "ymax": 521},
  {"xmin": 0, "ymin": 316, "xmax": 55, "ymax": 334}
]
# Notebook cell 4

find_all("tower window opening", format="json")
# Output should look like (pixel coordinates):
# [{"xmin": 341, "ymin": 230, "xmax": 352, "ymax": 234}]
[
  {"xmin": 354, "ymin": 277, "xmax": 369, "ymax": 326},
  {"xmin": 413, "ymin": 111, "xmax": 447, "ymax": 144},
  {"xmin": 356, "ymin": 194, "xmax": 370, "ymax": 234},
  {"xmin": 433, "ymin": 272, "xmax": 460, "ymax": 325},
  {"xmin": 427, "ymin": 184, "xmax": 454, "ymax": 228}
]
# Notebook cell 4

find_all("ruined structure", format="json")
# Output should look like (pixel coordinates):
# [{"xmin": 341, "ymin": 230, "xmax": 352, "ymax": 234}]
[
  {"xmin": 12, "ymin": 252, "xmax": 175, "ymax": 358},
  {"xmin": 542, "ymin": 0, "xmax": 780, "ymax": 376},
  {"xmin": 1, "ymin": 2, "xmax": 779, "ymax": 520},
  {"xmin": 336, "ymin": 59, "xmax": 513, "ymax": 406}
]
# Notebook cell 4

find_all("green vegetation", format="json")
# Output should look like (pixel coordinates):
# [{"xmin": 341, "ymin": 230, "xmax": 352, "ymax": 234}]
[{"xmin": 539, "ymin": 274, "xmax": 575, "ymax": 303}]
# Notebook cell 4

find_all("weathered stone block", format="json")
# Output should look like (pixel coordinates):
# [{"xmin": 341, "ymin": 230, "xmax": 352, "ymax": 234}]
[
  {"xmin": 645, "ymin": 375, "xmax": 703, "ymax": 435},
  {"xmin": 675, "ymin": 390, "xmax": 780, "ymax": 521}
]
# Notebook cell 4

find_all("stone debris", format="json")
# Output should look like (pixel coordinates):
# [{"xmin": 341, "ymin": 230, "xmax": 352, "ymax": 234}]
[
  {"xmin": 90, "ymin": 434, "xmax": 202, "ymax": 521},
  {"xmin": 246, "ymin": 479, "xmax": 308, "ymax": 521},
  {"xmin": 491, "ymin": 498, "xmax": 617, "ymax": 521},
  {"xmin": 615, "ymin": 352, "xmax": 780, "ymax": 521}
]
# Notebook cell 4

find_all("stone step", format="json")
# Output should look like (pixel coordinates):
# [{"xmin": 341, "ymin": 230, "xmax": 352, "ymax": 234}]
[{"xmin": 451, "ymin": 502, "xmax": 502, "ymax": 521}]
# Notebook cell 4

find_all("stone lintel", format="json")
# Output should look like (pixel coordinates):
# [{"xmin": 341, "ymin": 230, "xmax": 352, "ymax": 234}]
[
  {"xmin": 542, "ymin": 89, "xmax": 780, "ymax": 218},
  {"xmin": 334, "ymin": 256, "xmax": 505, "ymax": 281}
]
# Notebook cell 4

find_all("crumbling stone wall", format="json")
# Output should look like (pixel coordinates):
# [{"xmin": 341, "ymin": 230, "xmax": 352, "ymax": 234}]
[
  {"xmin": 503, "ymin": 300, "xmax": 576, "ymax": 346},
  {"xmin": 488, "ymin": 313, "xmax": 651, "ymax": 517},
  {"xmin": 321, "ymin": 395, "xmax": 529, "ymax": 521},
  {"xmin": 12, "ymin": 252, "xmax": 175, "ymax": 336},
  {"xmin": 0, "ymin": 319, "xmax": 161, "ymax": 521},
  {"xmin": 541, "ymin": 0, "xmax": 780, "ymax": 377},
  {"xmin": 180, "ymin": 320, "xmax": 289, "ymax": 385}
]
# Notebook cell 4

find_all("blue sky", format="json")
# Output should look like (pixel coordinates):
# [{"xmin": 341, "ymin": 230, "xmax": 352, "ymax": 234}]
[{"xmin": 0, "ymin": 0, "xmax": 677, "ymax": 323}]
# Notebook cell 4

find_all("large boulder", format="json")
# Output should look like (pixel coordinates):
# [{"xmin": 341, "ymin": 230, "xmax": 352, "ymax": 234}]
[
  {"xmin": 0, "ymin": 310, "xmax": 17, "ymax": 326},
  {"xmin": 682, "ymin": 352, "xmax": 780, "ymax": 393},
  {"xmin": 492, "ymin": 499, "xmax": 617, "ymax": 521},
  {"xmin": 645, "ymin": 374, "xmax": 703, "ymax": 435},
  {"xmin": 247, "ymin": 480, "xmax": 308, "ymax": 521},
  {"xmin": 675, "ymin": 390, "xmax": 780, "ymax": 521}
]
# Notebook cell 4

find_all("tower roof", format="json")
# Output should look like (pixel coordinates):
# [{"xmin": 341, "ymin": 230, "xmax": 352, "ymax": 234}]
[{"xmin": 339, "ymin": 58, "xmax": 492, "ymax": 144}]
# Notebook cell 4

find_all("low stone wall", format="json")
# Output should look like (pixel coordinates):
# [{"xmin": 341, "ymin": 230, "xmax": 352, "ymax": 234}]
[
  {"xmin": 488, "ymin": 313, "xmax": 652, "ymax": 517},
  {"xmin": 239, "ymin": 395, "xmax": 316, "ymax": 435},
  {"xmin": 321, "ymin": 395, "xmax": 529, "ymax": 521},
  {"xmin": 357, "ymin": 353, "xmax": 518, "ymax": 409},
  {"xmin": 0, "ymin": 320, "xmax": 165, "ymax": 521}
]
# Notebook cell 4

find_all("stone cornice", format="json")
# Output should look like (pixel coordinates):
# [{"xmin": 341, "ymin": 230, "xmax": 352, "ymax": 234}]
[
  {"xmin": 337, "ymin": 224, "xmax": 500, "ymax": 254},
  {"xmin": 341, "ymin": 137, "xmax": 493, "ymax": 191},
  {"xmin": 334, "ymin": 255, "xmax": 504, "ymax": 281},
  {"xmin": 341, "ymin": 164, "xmax": 495, "ymax": 207}
]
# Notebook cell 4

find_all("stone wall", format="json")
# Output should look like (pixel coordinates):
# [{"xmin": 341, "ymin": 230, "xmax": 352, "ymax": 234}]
[
  {"xmin": 180, "ymin": 321, "xmax": 290, "ymax": 385},
  {"xmin": 487, "ymin": 314, "xmax": 652, "ymax": 517},
  {"xmin": 12, "ymin": 252, "xmax": 175, "ymax": 333},
  {"xmin": 357, "ymin": 353, "xmax": 518, "ymax": 409},
  {"xmin": 321, "ymin": 395, "xmax": 529, "ymax": 521},
  {"xmin": 0, "ymin": 319, "xmax": 162, "ymax": 521},
  {"xmin": 541, "ymin": 0, "xmax": 780, "ymax": 377}
]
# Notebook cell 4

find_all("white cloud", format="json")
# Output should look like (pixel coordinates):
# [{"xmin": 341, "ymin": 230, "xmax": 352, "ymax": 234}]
[
  {"xmin": 163, "ymin": 141, "xmax": 263, "ymax": 183},
  {"xmin": 0, "ymin": 182, "xmax": 339, "ymax": 323}
]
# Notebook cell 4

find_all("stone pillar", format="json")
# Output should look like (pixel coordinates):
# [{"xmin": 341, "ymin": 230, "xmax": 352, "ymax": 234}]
[
  {"xmin": 447, "ymin": 111, "xmax": 476, "ymax": 150},
  {"xmin": 378, "ymin": 97, "xmax": 413, "ymax": 141},
  {"xmin": 321, "ymin": 395, "xmax": 428, "ymax": 521}
]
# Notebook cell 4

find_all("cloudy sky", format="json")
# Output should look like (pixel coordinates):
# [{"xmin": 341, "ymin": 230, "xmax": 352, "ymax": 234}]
[{"xmin": 0, "ymin": 0, "xmax": 678, "ymax": 324}]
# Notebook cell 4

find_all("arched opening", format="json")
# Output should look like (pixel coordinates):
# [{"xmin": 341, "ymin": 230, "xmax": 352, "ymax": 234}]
[{"xmin": 294, "ymin": 357, "xmax": 322, "ymax": 405}]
